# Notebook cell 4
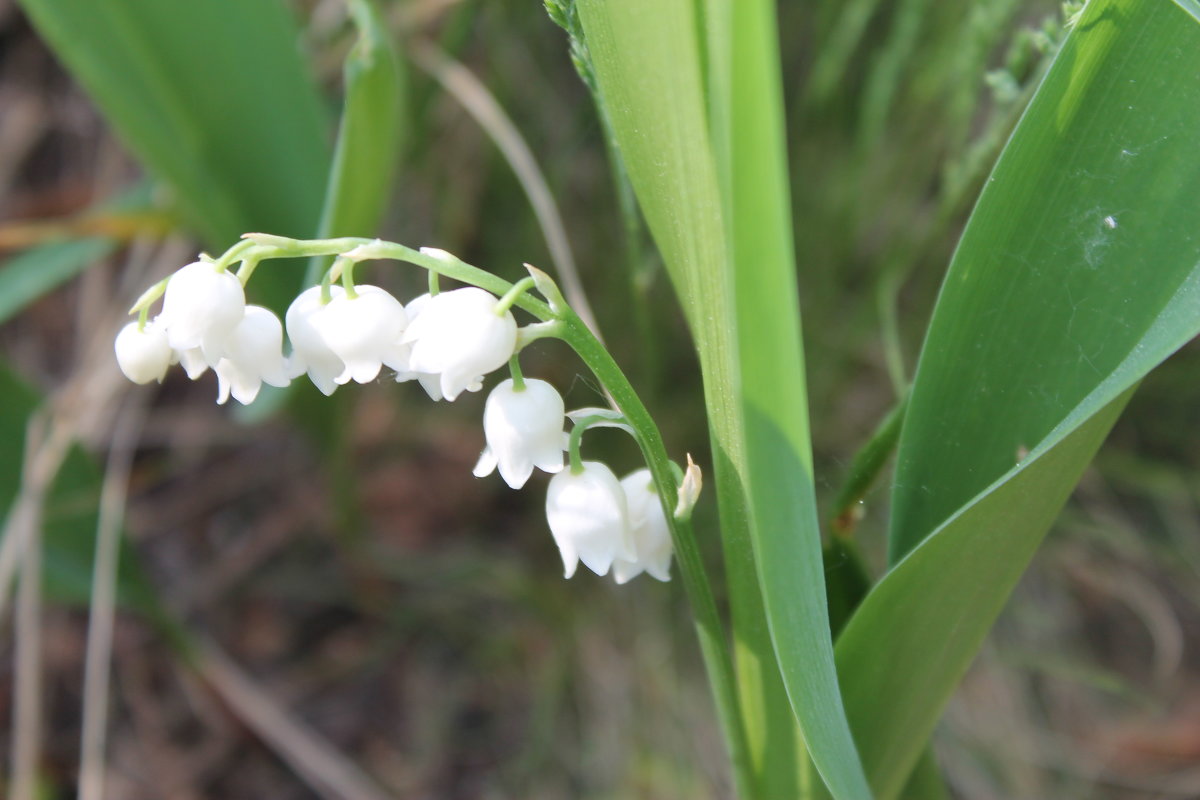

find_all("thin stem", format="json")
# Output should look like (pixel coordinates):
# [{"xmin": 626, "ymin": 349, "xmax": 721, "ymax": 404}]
[
  {"xmin": 495, "ymin": 276, "xmax": 537, "ymax": 316},
  {"xmin": 567, "ymin": 416, "xmax": 591, "ymax": 475},
  {"xmin": 212, "ymin": 238, "xmax": 255, "ymax": 271},
  {"xmin": 558, "ymin": 311, "xmax": 751, "ymax": 793},
  {"xmin": 239, "ymin": 235, "xmax": 554, "ymax": 321},
  {"xmin": 235, "ymin": 255, "xmax": 263, "ymax": 286},
  {"xmin": 79, "ymin": 396, "xmax": 146, "ymax": 800},
  {"xmin": 137, "ymin": 305, "xmax": 149, "ymax": 332},
  {"xmin": 516, "ymin": 320, "xmax": 565, "ymax": 351},
  {"xmin": 830, "ymin": 392, "xmax": 908, "ymax": 537},
  {"xmin": 508, "ymin": 355, "xmax": 526, "ymax": 392},
  {"xmin": 320, "ymin": 269, "xmax": 334, "ymax": 305},
  {"xmin": 127, "ymin": 277, "xmax": 168, "ymax": 316},
  {"xmin": 428, "ymin": 269, "xmax": 440, "ymax": 296},
  {"xmin": 339, "ymin": 257, "xmax": 358, "ymax": 299}
]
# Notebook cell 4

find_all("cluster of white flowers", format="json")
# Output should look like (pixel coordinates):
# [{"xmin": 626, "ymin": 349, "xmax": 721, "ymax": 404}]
[{"xmin": 115, "ymin": 255, "xmax": 674, "ymax": 583}]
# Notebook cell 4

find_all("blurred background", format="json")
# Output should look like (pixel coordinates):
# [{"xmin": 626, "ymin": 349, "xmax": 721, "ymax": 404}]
[{"xmin": 0, "ymin": 0, "xmax": 1197, "ymax": 797}]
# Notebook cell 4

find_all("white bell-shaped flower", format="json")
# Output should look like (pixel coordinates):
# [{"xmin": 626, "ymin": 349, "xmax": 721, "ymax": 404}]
[
  {"xmin": 176, "ymin": 347, "xmax": 210, "ymax": 380},
  {"xmin": 402, "ymin": 287, "xmax": 517, "ymax": 402},
  {"xmin": 212, "ymin": 305, "xmax": 291, "ymax": 405},
  {"xmin": 473, "ymin": 378, "xmax": 566, "ymax": 489},
  {"xmin": 545, "ymin": 461, "xmax": 636, "ymax": 578},
  {"xmin": 394, "ymin": 293, "xmax": 442, "ymax": 400},
  {"xmin": 613, "ymin": 469, "xmax": 674, "ymax": 584},
  {"xmin": 114, "ymin": 319, "xmax": 171, "ymax": 384},
  {"xmin": 159, "ymin": 261, "xmax": 245, "ymax": 365},
  {"xmin": 309, "ymin": 284, "xmax": 410, "ymax": 385},
  {"xmin": 285, "ymin": 286, "xmax": 346, "ymax": 396}
]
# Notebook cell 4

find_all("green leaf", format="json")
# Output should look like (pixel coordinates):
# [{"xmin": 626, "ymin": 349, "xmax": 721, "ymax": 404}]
[
  {"xmin": 314, "ymin": 0, "xmax": 406, "ymax": 244},
  {"xmin": 0, "ymin": 239, "xmax": 114, "ymax": 325},
  {"xmin": 577, "ymin": 1, "xmax": 871, "ymax": 797},
  {"xmin": 835, "ymin": 1, "xmax": 1200, "ymax": 796},
  {"xmin": 16, "ymin": 0, "xmax": 332, "ymax": 307},
  {"xmin": 888, "ymin": 0, "xmax": 1200, "ymax": 561},
  {"xmin": 0, "ymin": 185, "xmax": 155, "ymax": 325},
  {"xmin": 821, "ymin": 536, "xmax": 952, "ymax": 800},
  {"xmin": 721, "ymin": 4, "xmax": 871, "ymax": 799}
]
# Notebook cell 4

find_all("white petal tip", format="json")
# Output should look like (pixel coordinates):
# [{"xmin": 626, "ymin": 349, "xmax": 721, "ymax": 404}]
[{"xmin": 473, "ymin": 449, "xmax": 497, "ymax": 479}]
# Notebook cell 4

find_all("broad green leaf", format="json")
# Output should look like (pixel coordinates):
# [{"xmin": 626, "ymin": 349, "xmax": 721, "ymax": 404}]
[
  {"xmin": 821, "ymin": 535, "xmax": 952, "ymax": 800},
  {"xmin": 888, "ymin": 0, "xmax": 1200, "ymax": 561},
  {"xmin": 578, "ymin": 1, "xmax": 871, "ymax": 797},
  {"xmin": 16, "ymin": 0, "xmax": 331, "ymax": 307},
  {"xmin": 836, "ymin": 1, "xmax": 1200, "ymax": 796}
]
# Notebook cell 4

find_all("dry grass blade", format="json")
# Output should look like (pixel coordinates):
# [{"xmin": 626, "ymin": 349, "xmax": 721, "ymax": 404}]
[
  {"xmin": 411, "ymin": 41, "xmax": 602, "ymax": 341},
  {"xmin": 194, "ymin": 640, "xmax": 397, "ymax": 800},
  {"xmin": 0, "ymin": 235, "xmax": 185, "ymax": 798},
  {"xmin": 78, "ymin": 393, "xmax": 150, "ymax": 800},
  {"xmin": 8, "ymin": 413, "xmax": 47, "ymax": 800}
]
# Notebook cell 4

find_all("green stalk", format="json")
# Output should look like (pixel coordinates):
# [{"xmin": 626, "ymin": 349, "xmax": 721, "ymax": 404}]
[
  {"xmin": 559, "ymin": 312, "xmax": 753, "ymax": 798},
  {"xmin": 233, "ymin": 235, "xmax": 553, "ymax": 320}
]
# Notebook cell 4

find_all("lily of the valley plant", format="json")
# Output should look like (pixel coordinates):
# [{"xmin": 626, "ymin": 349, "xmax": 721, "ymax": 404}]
[{"xmin": 116, "ymin": 234, "xmax": 702, "ymax": 590}]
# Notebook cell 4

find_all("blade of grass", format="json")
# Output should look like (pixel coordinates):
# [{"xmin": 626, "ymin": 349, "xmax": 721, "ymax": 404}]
[
  {"xmin": 0, "ymin": 239, "xmax": 114, "ymax": 324},
  {"xmin": 306, "ymin": 0, "xmax": 405, "ymax": 283},
  {"xmin": 720, "ymin": 2, "xmax": 872, "ymax": 797},
  {"xmin": 703, "ymin": 3, "xmax": 809, "ymax": 796},
  {"xmin": 0, "ymin": 185, "xmax": 158, "ymax": 325},
  {"xmin": 577, "ymin": 1, "xmax": 872, "ymax": 797}
]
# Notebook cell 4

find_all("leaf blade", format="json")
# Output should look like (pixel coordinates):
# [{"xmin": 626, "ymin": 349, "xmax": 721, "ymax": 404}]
[
  {"xmin": 17, "ymin": 0, "xmax": 332, "ymax": 306},
  {"xmin": 577, "ymin": 1, "xmax": 872, "ymax": 796},
  {"xmin": 837, "ymin": 1, "xmax": 1200, "ymax": 795}
]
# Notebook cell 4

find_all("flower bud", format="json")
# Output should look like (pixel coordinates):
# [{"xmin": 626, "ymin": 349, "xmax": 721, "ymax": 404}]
[
  {"xmin": 402, "ymin": 288, "xmax": 517, "ymax": 402},
  {"xmin": 545, "ymin": 461, "xmax": 636, "ymax": 578},
  {"xmin": 473, "ymin": 378, "xmax": 567, "ymax": 489},
  {"xmin": 213, "ymin": 306, "xmax": 291, "ymax": 405},
  {"xmin": 114, "ymin": 319, "xmax": 171, "ymax": 384},
  {"xmin": 285, "ymin": 286, "xmax": 346, "ymax": 396},
  {"xmin": 308, "ymin": 284, "xmax": 410, "ymax": 385},
  {"xmin": 159, "ymin": 261, "xmax": 245, "ymax": 365},
  {"xmin": 613, "ymin": 469, "xmax": 674, "ymax": 584}
]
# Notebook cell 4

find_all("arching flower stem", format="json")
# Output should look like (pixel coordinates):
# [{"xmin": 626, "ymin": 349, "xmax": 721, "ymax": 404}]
[
  {"xmin": 212, "ymin": 238, "xmax": 255, "ymax": 272},
  {"xmin": 567, "ymin": 414, "xmax": 612, "ymax": 476},
  {"xmin": 508, "ymin": 355, "xmax": 526, "ymax": 392},
  {"xmin": 127, "ymin": 277, "xmax": 169, "ymax": 317},
  {"xmin": 494, "ymin": 276, "xmax": 537, "ymax": 316},
  {"xmin": 557, "ymin": 308, "xmax": 751, "ymax": 790},
  {"xmin": 237, "ymin": 234, "xmax": 554, "ymax": 321},
  {"xmin": 234, "ymin": 254, "xmax": 264, "ymax": 286},
  {"xmin": 338, "ymin": 256, "xmax": 359, "ymax": 299}
]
